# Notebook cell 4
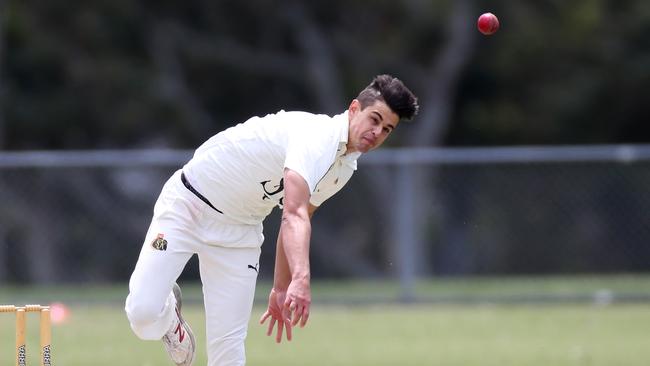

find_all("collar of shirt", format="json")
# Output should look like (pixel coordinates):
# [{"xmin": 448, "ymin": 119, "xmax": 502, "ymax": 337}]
[{"xmin": 333, "ymin": 111, "xmax": 362, "ymax": 170}]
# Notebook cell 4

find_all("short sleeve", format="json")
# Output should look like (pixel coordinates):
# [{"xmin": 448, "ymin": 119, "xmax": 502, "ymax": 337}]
[{"xmin": 284, "ymin": 118, "xmax": 341, "ymax": 193}]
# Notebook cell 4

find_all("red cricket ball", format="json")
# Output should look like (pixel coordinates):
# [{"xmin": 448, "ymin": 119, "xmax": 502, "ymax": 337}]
[{"xmin": 477, "ymin": 12, "xmax": 499, "ymax": 35}]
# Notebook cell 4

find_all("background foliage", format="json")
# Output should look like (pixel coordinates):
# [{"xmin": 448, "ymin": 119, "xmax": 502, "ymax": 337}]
[
  {"xmin": 0, "ymin": 0, "xmax": 649, "ymax": 283},
  {"xmin": 2, "ymin": 0, "xmax": 649, "ymax": 150}
]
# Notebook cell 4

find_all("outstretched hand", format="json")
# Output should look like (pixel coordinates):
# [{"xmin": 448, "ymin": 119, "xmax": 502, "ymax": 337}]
[
  {"xmin": 284, "ymin": 278, "xmax": 311, "ymax": 328},
  {"xmin": 259, "ymin": 280, "xmax": 311, "ymax": 343},
  {"xmin": 259, "ymin": 288, "xmax": 292, "ymax": 343}
]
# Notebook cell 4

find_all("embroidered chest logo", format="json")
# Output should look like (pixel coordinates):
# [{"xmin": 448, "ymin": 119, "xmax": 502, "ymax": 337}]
[
  {"xmin": 260, "ymin": 178, "xmax": 284, "ymax": 206},
  {"xmin": 151, "ymin": 233, "xmax": 168, "ymax": 251}
]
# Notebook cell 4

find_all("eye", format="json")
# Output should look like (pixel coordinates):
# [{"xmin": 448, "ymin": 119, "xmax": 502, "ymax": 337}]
[{"xmin": 383, "ymin": 127, "xmax": 392, "ymax": 134}]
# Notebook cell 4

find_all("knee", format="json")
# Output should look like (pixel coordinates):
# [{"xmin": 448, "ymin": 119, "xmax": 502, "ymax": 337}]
[{"xmin": 125, "ymin": 293, "xmax": 164, "ymax": 326}]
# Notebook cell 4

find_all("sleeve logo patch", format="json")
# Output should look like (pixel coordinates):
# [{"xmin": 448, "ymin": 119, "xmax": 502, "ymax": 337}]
[{"xmin": 151, "ymin": 233, "xmax": 168, "ymax": 251}]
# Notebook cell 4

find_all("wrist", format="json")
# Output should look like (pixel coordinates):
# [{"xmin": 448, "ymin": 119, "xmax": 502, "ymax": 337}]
[
  {"xmin": 291, "ymin": 272, "xmax": 310, "ymax": 283},
  {"xmin": 272, "ymin": 278, "xmax": 289, "ymax": 291},
  {"xmin": 272, "ymin": 284, "xmax": 288, "ymax": 292}
]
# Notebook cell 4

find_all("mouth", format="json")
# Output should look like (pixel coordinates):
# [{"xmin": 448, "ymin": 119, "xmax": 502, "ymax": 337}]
[{"xmin": 361, "ymin": 135, "xmax": 376, "ymax": 146}]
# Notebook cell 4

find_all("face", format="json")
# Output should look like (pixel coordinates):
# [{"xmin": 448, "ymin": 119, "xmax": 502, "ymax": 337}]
[{"xmin": 346, "ymin": 99, "xmax": 400, "ymax": 153}]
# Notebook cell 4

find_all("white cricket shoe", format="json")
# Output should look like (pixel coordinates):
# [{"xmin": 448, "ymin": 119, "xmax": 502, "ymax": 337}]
[{"xmin": 162, "ymin": 283, "xmax": 196, "ymax": 366}]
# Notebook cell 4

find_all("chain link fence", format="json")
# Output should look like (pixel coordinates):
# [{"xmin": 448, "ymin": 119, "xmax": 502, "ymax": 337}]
[{"xmin": 0, "ymin": 146, "xmax": 649, "ymax": 285}]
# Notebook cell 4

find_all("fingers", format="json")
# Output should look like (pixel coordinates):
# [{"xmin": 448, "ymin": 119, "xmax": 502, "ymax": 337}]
[
  {"xmin": 280, "ymin": 306, "xmax": 292, "ymax": 343},
  {"xmin": 261, "ymin": 289, "xmax": 310, "ymax": 344},
  {"xmin": 260, "ymin": 310, "xmax": 277, "ymax": 337},
  {"xmin": 261, "ymin": 309, "xmax": 293, "ymax": 343},
  {"xmin": 271, "ymin": 317, "xmax": 292, "ymax": 343},
  {"xmin": 267, "ymin": 317, "xmax": 276, "ymax": 337},
  {"xmin": 285, "ymin": 299, "xmax": 311, "ymax": 328},
  {"xmin": 290, "ymin": 303, "xmax": 301, "ymax": 327},
  {"xmin": 285, "ymin": 320, "xmax": 292, "ymax": 341},
  {"xmin": 283, "ymin": 303, "xmax": 293, "ymax": 324},
  {"xmin": 275, "ymin": 318, "xmax": 283, "ymax": 343},
  {"xmin": 259, "ymin": 310, "xmax": 271, "ymax": 325},
  {"xmin": 300, "ymin": 308, "xmax": 310, "ymax": 328}
]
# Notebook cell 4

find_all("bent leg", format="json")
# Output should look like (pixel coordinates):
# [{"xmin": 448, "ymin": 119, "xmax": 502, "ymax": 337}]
[{"xmin": 125, "ymin": 222, "xmax": 194, "ymax": 340}]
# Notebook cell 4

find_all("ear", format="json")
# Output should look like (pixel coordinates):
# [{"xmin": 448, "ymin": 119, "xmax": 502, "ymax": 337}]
[{"xmin": 348, "ymin": 99, "xmax": 361, "ymax": 118}]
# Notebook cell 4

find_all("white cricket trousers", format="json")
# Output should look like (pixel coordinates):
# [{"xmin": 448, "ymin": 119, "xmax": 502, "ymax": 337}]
[{"xmin": 125, "ymin": 170, "xmax": 262, "ymax": 366}]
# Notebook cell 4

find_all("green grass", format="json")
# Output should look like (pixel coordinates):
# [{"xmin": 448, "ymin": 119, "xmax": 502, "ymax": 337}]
[
  {"xmin": 251, "ymin": 304, "xmax": 650, "ymax": 366},
  {"xmin": 2, "ymin": 274, "xmax": 650, "ymax": 304},
  {"xmin": 1, "ymin": 276, "xmax": 650, "ymax": 365},
  {"xmin": 1, "ymin": 304, "xmax": 649, "ymax": 366}
]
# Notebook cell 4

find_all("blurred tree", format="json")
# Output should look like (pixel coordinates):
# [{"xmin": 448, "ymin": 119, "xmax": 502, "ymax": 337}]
[
  {"xmin": 0, "ymin": 0, "xmax": 5, "ymax": 148},
  {"xmin": 2, "ymin": 0, "xmax": 649, "ymax": 149},
  {"xmin": 454, "ymin": 0, "xmax": 650, "ymax": 144},
  {"xmin": 1, "ymin": 0, "xmax": 650, "ymax": 282}
]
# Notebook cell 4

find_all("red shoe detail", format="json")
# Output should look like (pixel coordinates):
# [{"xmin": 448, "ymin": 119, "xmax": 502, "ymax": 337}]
[{"xmin": 174, "ymin": 322, "xmax": 186, "ymax": 343}]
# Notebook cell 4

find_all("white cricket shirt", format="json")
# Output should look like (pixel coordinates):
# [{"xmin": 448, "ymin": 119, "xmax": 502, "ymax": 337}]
[{"xmin": 183, "ymin": 110, "xmax": 361, "ymax": 228}]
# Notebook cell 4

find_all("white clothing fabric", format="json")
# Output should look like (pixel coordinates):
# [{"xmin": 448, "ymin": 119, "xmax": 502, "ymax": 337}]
[
  {"xmin": 125, "ymin": 170, "xmax": 260, "ymax": 365},
  {"xmin": 183, "ymin": 110, "xmax": 357, "ymax": 228},
  {"xmin": 126, "ymin": 110, "xmax": 361, "ymax": 366},
  {"xmin": 310, "ymin": 145, "xmax": 360, "ymax": 206}
]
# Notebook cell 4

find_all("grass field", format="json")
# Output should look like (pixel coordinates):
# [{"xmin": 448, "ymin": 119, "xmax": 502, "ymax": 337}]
[{"xmin": 1, "ymin": 276, "xmax": 649, "ymax": 365}]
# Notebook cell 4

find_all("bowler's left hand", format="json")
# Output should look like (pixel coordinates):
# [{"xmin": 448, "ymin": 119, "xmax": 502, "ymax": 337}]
[{"xmin": 259, "ymin": 288, "xmax": 292, "ymax": 343}]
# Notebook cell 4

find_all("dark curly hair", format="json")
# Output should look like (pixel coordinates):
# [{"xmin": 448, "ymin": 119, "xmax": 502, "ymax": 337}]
[{"xmin": 356, "ymin": 74, "xmax": 419, "ymax": 121}]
